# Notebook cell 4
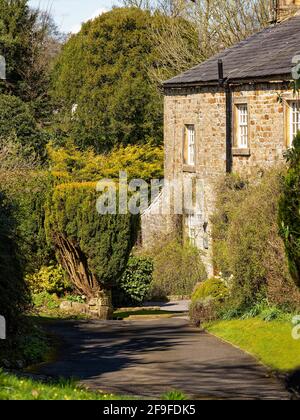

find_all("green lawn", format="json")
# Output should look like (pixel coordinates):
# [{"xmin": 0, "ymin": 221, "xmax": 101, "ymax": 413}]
[
  {"xmin": 0, "ymin": 370, "xmax": 188, "ymax": 400},
  {"xmin": 113, "ymin": 309, "xmax": 180, "ymax": 320},
  {"xmin": 0, "ymin": 370, "xmax": 130, "ymax": 400},
  {"xmin": 206, "ymin": 319, "xmax": 300, "ymax": 372}
]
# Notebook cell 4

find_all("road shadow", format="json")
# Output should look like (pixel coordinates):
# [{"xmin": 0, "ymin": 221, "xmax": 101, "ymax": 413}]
[
  {"xmin": 286, "ymin": 369, "xmax": 300, "ymax": 399},
  {"xmin": 38, "ymin": 318, "xmax": 289, "ymax": 400}
]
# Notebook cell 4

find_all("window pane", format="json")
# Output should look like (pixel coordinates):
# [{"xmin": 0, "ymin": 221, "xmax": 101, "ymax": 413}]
[
  {"xmin": 290, "ymin": 102, "xmax": 300, "ymax": 146},
  {"xmin": 185, "ymin": 125, "xmax": 195, "ymax": 166},
  {"xmin": 237, "ymin": 104, "xmax": 248, "ymax": 148}
]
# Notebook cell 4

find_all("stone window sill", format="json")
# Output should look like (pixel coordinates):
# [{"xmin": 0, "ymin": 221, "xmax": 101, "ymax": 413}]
[
  {"xmin": 232, "ymin": 148, "xmax": 251, "ymax": 157},
  {"xmin": 183, "ymin": 165, "xmax": 196, "ymax": 173}
]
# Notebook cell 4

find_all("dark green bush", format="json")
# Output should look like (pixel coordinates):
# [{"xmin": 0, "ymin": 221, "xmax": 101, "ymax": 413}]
[
  {"xmin": 279, "ymin": 132, "xmax": 300, "ymax": 288},
  {"xmin": 0, "ymin": 149, "xmax": 55, "ymax": 275},
  {"xmin": 45, "ymin": 182, "xmax": 139, "ymax": 300},
  {"xmin": 0, "ymin": 192, "xmax": 29, "ymax": 332},
  {"xmin": 0, "ymin": 0, "xmax": 54, "ymax": 105},
  {"xmin": 51, "ymin": 8, "xmax": 163, "ymax": 152},
  {"xmin": 0, "ymin": 318, "xmax": 50, "ymax": 369},
  {"xmin": 113, "ymin": 256, "xmax": 153, "ymax": 306},
  {"xmin": 20, "ymin": 329, "xmax": 50, "ymax": 366},
  {"xmin": 12, "ymin": 173, "xmax": 55, "ymax": 274},
  {"xmin": 0, "ymin": 94, "xmax": 48, "ymax": 158}
]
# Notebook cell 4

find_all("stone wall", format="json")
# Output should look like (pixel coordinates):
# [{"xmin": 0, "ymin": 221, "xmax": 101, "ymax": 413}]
[
  {"xmin": 141, "ymin": 192, "xmax": 180, "ymax": 249},
  {"xmin": 164, "ymin": 82, "xmax": 289, "ymax": 179},
  {"xmin": 277, "ymin": 0, "xmax": 300, "ymax": 21},
  {"xmin": 142, "ymin": 81, "xmax": 292, "ymax": 276},
  {"xmin": 60, "ymin": 291, "xmax": 113, "ymax": 320}
]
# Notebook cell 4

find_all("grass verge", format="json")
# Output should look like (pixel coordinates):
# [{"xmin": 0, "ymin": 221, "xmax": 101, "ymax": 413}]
[
  {"xmin": 0, "ymin": 371, "xmax": 188, "ymax": 400},
  {"xmin": 206, "ymin": 319, "xmax": 300, "ymax": 372},
  {"xmin": 0, "ymin": 370, "xmax": 132, "ymax": 400}
]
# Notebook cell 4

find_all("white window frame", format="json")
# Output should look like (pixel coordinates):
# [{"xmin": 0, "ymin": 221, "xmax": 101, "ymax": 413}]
[
  {"xmin": 185, "ymin": 125, "xmax": 195, "ymax": 166},
  {"xmin": 290, "ymin": 101, "xmax": 300, "ymax": 147},
  {"xmin": 236, "ymin": 104, "xmax": 249, "ymax": 149}
]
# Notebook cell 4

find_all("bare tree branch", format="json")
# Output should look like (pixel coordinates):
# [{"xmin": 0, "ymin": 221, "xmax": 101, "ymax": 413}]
[{"xmin": 123, "ymin": 0, "xmax": 271, "ymax": 84}]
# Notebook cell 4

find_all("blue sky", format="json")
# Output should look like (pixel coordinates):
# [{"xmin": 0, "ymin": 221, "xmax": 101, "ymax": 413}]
[{"xmin": 29, "ymin": 0, "xmax": 116, "ymax": 33}]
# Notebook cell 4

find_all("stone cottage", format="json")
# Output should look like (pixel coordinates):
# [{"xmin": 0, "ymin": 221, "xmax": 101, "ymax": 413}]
[{"xmin": 142, "ymin": 1, "xmax": 300, "ymax": 275}]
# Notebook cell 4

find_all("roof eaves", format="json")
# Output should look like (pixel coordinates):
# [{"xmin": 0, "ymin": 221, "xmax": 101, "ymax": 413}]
[{"xmin": 163, "ymin": 73, "xmax": 292, "ymax": 90}]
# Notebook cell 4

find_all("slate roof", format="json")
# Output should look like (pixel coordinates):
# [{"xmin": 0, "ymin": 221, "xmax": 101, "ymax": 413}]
[{"xmin": 164, "ymin": 15, "xmax": 300, "ymax": 87}]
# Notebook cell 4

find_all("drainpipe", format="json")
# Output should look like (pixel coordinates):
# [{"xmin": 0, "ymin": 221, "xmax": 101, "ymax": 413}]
[{"xmin": 218, "ymin": 59, "xmax": 233, "ymax": 173}]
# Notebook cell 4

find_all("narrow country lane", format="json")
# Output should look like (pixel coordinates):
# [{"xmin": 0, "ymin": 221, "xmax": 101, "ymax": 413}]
[{"xmin": 40, "ymin": 318, "xmax": 289, "ymax": 400}]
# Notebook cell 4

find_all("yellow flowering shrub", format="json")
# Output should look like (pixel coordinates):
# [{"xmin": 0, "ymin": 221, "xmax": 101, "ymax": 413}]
[
  {"xmin": 47, "ymin": 141, "xmax": 163, "ymax": 183},
  {"xmin": 25, "ymin": 265, "xmax": 71, "ymax": 296}
]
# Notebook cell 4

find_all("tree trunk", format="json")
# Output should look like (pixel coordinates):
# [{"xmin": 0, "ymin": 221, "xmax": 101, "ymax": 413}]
[{"xmin": 53, "ymin": 233, "xmax": 113, "ymax": 319}]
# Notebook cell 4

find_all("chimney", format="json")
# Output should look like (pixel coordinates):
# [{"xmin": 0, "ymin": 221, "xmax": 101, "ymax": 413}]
[{"xmin": 275, "ymin": 0, "xmax": 300, "ymax": 22}]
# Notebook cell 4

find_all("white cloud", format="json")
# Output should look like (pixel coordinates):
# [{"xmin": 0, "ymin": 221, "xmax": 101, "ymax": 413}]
[{"xmin": 71, "ymin": 8, "xmax": 108, "ymax": 33}]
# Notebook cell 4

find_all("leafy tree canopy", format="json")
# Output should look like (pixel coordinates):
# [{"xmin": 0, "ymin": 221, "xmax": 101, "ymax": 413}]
[
  {"xmin": 0, "ymin": 0, "xmax": 62, "ymax": 120},
  {"xmin": 0, "ymin": 94, "xmax": 49, "ymax": 157},
  {"xmin": 45, "ymin": 182, "xmax": 139, "ymax": 300},
  {"xmin": 0, "ymin": 0, "xmax": 36, "ymax": 96},
  {"xmin": 51, "ymin": 7, "xmax": 164, "ymax": 152}
]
